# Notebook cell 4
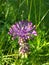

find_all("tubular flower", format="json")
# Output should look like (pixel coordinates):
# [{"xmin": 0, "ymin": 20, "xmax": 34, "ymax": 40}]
[
  {"xmin": 8, "ymin": 20, "xmax": 37, "ymax": 55},
  {"xmin": 8, "ymin": 20, "xmax": 37, "ymax": 40}
]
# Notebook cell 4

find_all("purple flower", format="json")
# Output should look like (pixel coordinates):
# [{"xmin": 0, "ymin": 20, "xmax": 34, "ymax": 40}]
[
  {"xmin": 8, "ymin": 20, "xmax": 37, "ymax": 40},
  {"xmin": 8, "ymin": 20, "xmax": 37, "ymax": 55},
  {"xmin": 19, "ymin": 43, "xmax": 29, "ymax": 54}
]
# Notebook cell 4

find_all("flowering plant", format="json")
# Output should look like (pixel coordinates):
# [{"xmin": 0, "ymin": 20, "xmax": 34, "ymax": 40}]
[{"xmin": 8, "ymin": 20, "xmax": 37, "ymax": 55}]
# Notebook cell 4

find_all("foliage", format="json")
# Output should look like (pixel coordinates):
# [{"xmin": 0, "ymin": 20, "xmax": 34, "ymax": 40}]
[{"xmin": 0, "ymin": 0, "xmax": 49, "ymax": 65}]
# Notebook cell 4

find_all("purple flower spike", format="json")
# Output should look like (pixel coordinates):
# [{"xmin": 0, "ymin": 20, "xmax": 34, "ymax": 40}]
[
  {"xmin": 8, "ymin": 20, "xmax": 37, "ymax": 55},
  {"xmin": 8, "ymin": 20, "xmax": 37, "ymax": 40}
]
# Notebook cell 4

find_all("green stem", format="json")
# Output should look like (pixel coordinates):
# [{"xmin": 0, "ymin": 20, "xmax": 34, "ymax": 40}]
[
  {"xmin": 28, "ymin": 0, "xmax": 32, "ymax": 21},
  {"xmin": 3, "ymin": 53, "xmax": 18, "ymax": 58},
  {"xmin": 36, "ymin": 9, "xmax": 49, "ymax": 29},
  {"xmin": 34, "ymin": 0, "xmax": 37, "ymax": 23},
  {"xmin": 39, "ymin": 0, "xmax": 41, "ymax": 22},
  {"xmin": 27, "ymin": 0, "xmax": 28, "ymax": 6},
  {"xmin": 26, "ymin": 0, "xmax": 28, "ymax": 6}
]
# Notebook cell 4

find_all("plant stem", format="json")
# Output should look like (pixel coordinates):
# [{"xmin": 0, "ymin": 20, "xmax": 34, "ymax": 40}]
[
  {"xmin": 28, "ymin": 0, "xmax": 32, "ymax": 21},
  {"xmin": 34, "ymin": 0, "xmax": 37, "ymax": 23}
]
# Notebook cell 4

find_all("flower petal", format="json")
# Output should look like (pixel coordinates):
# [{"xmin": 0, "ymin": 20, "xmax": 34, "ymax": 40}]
[{"xmin": 32, "ymin": 30, "xmax": 37, "ymax": 36}]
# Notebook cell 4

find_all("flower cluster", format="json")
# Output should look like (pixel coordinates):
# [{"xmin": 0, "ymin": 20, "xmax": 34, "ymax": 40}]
[
  {"xmin": 8, "ymin": 20, "xmax": 37, "ymax": 55},
  {"xmin": 18, "ymin": 37, "xmax": 29, "ymax": 54},
  {"xmin": 8, "ymin": 20, "xmax": 37, "ymax": 40}
]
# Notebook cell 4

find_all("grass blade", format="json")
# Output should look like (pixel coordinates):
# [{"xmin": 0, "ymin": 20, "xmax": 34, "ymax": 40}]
[
  {"xmin": 36, "ymin": 9, "xmax": 49, "ymax": 29},
  {"xmin": 28, "ymin": 0, "xmax": 32, "ymax": 21}
]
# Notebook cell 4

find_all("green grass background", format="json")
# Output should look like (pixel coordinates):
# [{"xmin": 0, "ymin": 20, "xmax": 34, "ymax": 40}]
[{"xmin": 0, "ymin": 0, "xmax": 49, "ymax": 65}]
